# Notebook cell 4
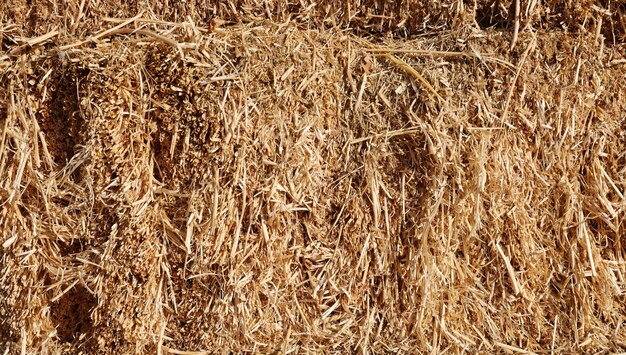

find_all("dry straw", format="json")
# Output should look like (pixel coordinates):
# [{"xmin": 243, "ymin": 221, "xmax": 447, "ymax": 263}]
[{"xmin": 1, "ymin": 0, "xmax": 626, "ymax": 354}]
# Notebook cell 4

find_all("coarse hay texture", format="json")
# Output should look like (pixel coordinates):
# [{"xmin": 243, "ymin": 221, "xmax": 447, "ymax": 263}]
[
  {"xmin": 2, "ymin": 0, "xmax": 626, "ymax": 39},
  {"xmin": 1, "ymin": 1, "xmax": 626, "ymax": 354}
]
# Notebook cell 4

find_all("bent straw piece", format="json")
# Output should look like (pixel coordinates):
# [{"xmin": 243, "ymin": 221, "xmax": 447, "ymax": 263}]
[
  {"xmin": 360, "ymin": 37, "xmax": 444, "ymax": 102},
  {"xmin": 24, "ymin": 30, "xmax": 60, "ymax": 46},
  {"xmin": 59, "ymin": 12, "xmax": 144, "ymax": 50},
  {"xmin": 377, "ymin": 52, "xmax": 444, "ymax": 102},
  {"xmin": 8, "ymin": 30, "xmax": 59, "ymax": 55}
]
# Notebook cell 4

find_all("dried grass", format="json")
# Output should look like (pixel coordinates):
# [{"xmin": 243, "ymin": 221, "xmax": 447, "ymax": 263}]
[{"xmin": 2, "ymin": 1, "xmax": 626, "ymax": 354}]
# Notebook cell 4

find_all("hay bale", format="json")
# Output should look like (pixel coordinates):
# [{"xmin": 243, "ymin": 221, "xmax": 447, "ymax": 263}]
[{"xmin": 1, "ymin": 3, "xmax": 626, "ymax": 355}]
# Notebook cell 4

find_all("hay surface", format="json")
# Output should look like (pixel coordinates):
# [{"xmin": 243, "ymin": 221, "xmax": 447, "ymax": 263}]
[
  {"xmin": 3, "ymin": 0, "xmax": 626, "ymax": 39},
  {"xmin": 2, "ymin": 1, "xmax": 626, "ymax": 354}
]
